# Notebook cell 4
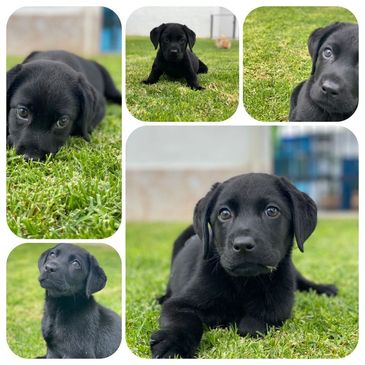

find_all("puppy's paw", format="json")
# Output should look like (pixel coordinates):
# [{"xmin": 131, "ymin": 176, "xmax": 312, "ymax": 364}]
[
  {"xmin": 191, "ymin": 85, "xmax": 205, "ymax": 91},
  {"xmin": 316, "ymin": 284, "xmax": 338, "ymax": 297},
  {"xmin": 142, "ymin": 79, "xmax": 156, "ymax": 85},
  {"xmin": 238, "ymin": 316, "xmax": 268, "ymax": 337},
  {"xmin": 150, "ymin": 329, "xmax": 195, "ymax": 359}
]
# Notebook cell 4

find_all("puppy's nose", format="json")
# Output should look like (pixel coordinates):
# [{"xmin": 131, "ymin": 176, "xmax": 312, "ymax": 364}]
[
  {"xmin": 321, "ymin": 80, "xmax": 340, "ymax": 97},
  {"xmin": 44, "ymin": 263, "xmax": 57, "ymax": 273},
  {"xmin": 232, "ymin": 236, "xmax": 256, "ymax": 253},
  {"xmin": 170, "ymin": 49, "xmax": 178, "ymax": 54}
]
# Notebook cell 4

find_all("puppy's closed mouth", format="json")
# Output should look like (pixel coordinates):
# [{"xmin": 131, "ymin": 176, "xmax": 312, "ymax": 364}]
[
  {"xmin": 228, "ymin": 263, "xmax": 277, "ymax": 277},
  {"xmin": 38, "ymin": 275, "xmax": 67, "ymax": 291}
]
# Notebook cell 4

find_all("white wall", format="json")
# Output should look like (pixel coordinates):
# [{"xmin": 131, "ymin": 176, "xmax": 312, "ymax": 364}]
[
  {"xmin": 7, "ymin": 7, "xmax": 102, "ymax": 55},
  {"xmin": 127, "ymin": 126, "xmax": 272, "ymax": 171},
  {"xmin": 126, "ymin": 7, "xmax": 238, "ymax": 38}
]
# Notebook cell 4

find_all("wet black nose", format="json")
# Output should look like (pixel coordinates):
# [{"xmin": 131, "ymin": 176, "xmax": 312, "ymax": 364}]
[
  {"xmin": 44, "ymin": 263, "xmax": 57, "ymax": 273},
  {"xmin": 16, "ymin": 144, "xmax": 46, "ymax": 161},
  {"xmin": 232, "ymin": 236, "xmax": 256, "ymax": 253},
  {"xmin": 321, "ymin": 80, "xmax": 340, "ymax": 97},
  {"xmin": 170, "ymin": 49, "xmax": 178, "ymax": 55}
]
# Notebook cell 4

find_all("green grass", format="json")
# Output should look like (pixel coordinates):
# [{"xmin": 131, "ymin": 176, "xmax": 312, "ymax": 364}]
[
  {"xmin": 7, "ymin": 55, "xmax": 121, "ymax": 239},
  {"xmin": 243, "ymin": 7, "xmax": 357, "ymax": 121},
  {"xmin": 7, "ymin": 243, "xmax": 121, "ymax": 358},
  {"xmin": 126, "ymin": 219, "xmax": 358, "ymax": 358},
  {"xmin": 126, "ymin": 37, "xmax": 239, "ymax": 121}
]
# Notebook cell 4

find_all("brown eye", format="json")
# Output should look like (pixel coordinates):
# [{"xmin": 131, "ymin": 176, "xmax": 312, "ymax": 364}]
[
  {"xmin": 56, "ymin": 115, "xmax": 70, "ymax": 129},
  {"xmin": 16, "ymin": 105, "xmax": 29, "ymax": 121},
  {"xmin": 265, "ymin": 206, "xmax": 280, "ymax": 218},
  {"xmin": 218, "ymin": 208, "xmax": 232, "ymax": 222}
]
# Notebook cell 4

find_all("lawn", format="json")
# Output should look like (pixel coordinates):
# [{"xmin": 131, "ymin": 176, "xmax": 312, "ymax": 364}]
[
  {"xmin": 126, "ymin": 219, "xmax": 358, "ymax": 358},
  {"xmin": 126, "ymin": 37, "xmax": 239, "ymax": 122},
  {"xmin": 6, "ymin": 55, "xmax": 121, "ymax": 239},
  {"xmin": 7, "ymin": 243, "xmax": 122, "ymax": 358},
  {"xmin": 243, "ymin": 7, "xmax": 357, "ymax": 121}
]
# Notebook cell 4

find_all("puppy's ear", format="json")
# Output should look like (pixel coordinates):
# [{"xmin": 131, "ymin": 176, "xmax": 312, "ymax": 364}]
[
  {"xmin": 7, "ymin": 64, "xmax": 22, "ymax": 91},
  {"xmin": 150, "ymin": 23, "xmax": 166, "ymax": 49},
  {"xmin": 193, "ymin": 182, "xmax": 222, "ymax": 259},
  {"xmin": 76, "ymin": 74, "xmax": 105, "ymax": 142},
  {"xmin": 86, "ymin": 255, "xmax": 107, "ymax": 297},
  {"xmin": 7, "ymin": 64, "xmax": 23, "ymax": 119},
  {"xmin": 308, "ymin": 22, "xmax": 342, "ymax": 74},
  {"xmin": 183, "ymin": 25, "xmax": 196, "ymax": 49},
  {"xmin": 279, "ymin": 177, "xmax": 317, "ymax": 252}
]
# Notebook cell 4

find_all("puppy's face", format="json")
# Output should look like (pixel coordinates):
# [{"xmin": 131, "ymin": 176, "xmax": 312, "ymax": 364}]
[
  {"xmin": 38, "ymin": 243, "xmax": 106, "ymax": 298},
  {"xmin": 308, "ymin": 23, "xmax": 358, "ymax": 115},
  {"xmin": 150, "ymin": 23, "xmax": 196, "ymax": 62},
  {"xmin": 194, "ymin": 174, "xmax": 317, "ymax": 277},
  {"xmin": 7, "ymin": 61, "xmax": 95, "ymax": 161},
  {"xmin": 160, "ymin": 25, "xmax": 188, "ymax": 62}
]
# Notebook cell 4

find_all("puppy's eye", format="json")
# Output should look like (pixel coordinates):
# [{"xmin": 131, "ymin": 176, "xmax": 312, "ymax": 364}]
[
  {"xmin": 49, "ymin": 252, "xmax": 56, "ymax": 258},
  {"xmin": 16, "ymin": 105, "xmax": 29, "ymax": 121},
  {"xmin": 71, "ymin": 260, "xmax": 81, "ymax": 269},
  {"xmin": 322, "ymin": 48, "xmax": 333, "ymax": 59},
  {"xmin": 218, "ymin": 208, "xmax": 232, "ymax": 222},
  {"xmin": 56, "ymin": 115, "xmax": 71, "ymax": 129},
  {"xmin": 265, "ymin": 206, "xmax": 280, "ymax": 218}
]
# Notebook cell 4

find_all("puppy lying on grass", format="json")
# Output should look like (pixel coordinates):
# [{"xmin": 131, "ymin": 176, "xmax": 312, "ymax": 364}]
[
  {"xmin": 151, "ymin": 173, "xmax": 337, "ymax": 358},
  {"xmin": 7, "ymin": 50, "xmax": 121, "ymax": 160},
  {"xmin": 143, "ymin": 23, "xmax": 208, "ymax": 90}
]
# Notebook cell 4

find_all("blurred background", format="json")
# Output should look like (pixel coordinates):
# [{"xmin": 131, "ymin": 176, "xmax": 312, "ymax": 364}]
[
  {"xmin": 126, "ymin": 126, "xmax": 358, "ymax": 221},
  {"xmin": 7, "ymin": 7, "xmax": 121, "ymax": 55},
  {"xmin": 127, "ymin": 7, "xmax": 238, "ymax": 39}
]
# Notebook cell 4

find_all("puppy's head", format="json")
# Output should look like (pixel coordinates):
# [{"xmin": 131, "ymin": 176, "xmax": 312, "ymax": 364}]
[
  {"xmin": 38, "ymin": 243, "xmax": 106, "ymax": 298},
  {"xmin": 150, "ymin": 23, "xmax": 196, "ymax": 62},
  {"xmin": 7, "ymin": 60, "xmax": 104, "ymax": 161},
  {"xmin": 307, "ymin": 22, "xmax": 358, "ymax": 116},
  {"xmin": 193, "ymin": 173, "xmax": 317, "ymax": 277}
]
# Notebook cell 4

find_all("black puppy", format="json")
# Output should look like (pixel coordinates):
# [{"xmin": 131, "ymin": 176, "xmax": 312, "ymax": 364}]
[
  {"xmin": 38, "ymin": 243, "xmax": 121, "ymax": 358},
  {"xmin": 7, "ymin": 50, "xmax": 121, "ymax": 160},
  {"xmin": 142, "ymin": 23, "xmax": 208, "ymax": 90},
  {"xmin": 289, "ymin": 22, "xmax": 358, "ymax": 121},
  {"xmin": 151, "ymin": 173, "xmax": 337, "ymax": 358}
]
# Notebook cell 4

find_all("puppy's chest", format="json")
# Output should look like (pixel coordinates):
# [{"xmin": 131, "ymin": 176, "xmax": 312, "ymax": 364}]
[
  {"xmin": 42, "ymin": 309, "xmax": 79, "ymax": 343},
  {"xmin": 161, "ymin": 60, "xmax": 186, "ymax": 78}
]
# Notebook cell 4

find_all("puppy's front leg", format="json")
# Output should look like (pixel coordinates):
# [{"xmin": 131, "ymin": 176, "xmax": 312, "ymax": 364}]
[
  {"xmin": 238, "ymin": 316, "xmax": 270, "ymax": 337},
  {"xmin": 238, "ymin": 292, "xmax": 294, "ymax": 337},
  {"xmin": 150, "ymin": 299, "xmax": 203, "ymax": 358},
  {"xmin": 142, "ymin": 60, "xmax": 163, "ymax": 85},
  {"xmin": 185, "ymin": 70, "xmax": 204, "ymax": 90},
  {"xmin": 183, "ymin": 59, "xmax": 204, "ymax": 90}
]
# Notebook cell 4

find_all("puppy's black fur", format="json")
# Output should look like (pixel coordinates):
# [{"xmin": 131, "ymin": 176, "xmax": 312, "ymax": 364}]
[
  {"xmin": 37, "ymin": 243, "xmax": 121, "ymax": 358},
  {"xmin": 142, "ymin": 23, "xmax": 208, "ymax": 90},
  {"xmin": 289, "ymin": 22, "xmax": 358, "ymax": 121},
  {"xmin": 7, "ymin": 50, "xmax": 121, "ymax": 160},
  {"xmin": 151, "ymin": 173, "xmax": 337, "ymax": 358}
]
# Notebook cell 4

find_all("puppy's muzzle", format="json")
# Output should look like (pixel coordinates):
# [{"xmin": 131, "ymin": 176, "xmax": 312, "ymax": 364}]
[{"xmin": 16, "ymin": 143, "xmax": 47, "ymax": 161}]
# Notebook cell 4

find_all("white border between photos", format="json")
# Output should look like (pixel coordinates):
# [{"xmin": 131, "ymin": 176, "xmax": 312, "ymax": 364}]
[{"xmin": 0, "ymin": 0, "xmax": 363, "ymax": 364}]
